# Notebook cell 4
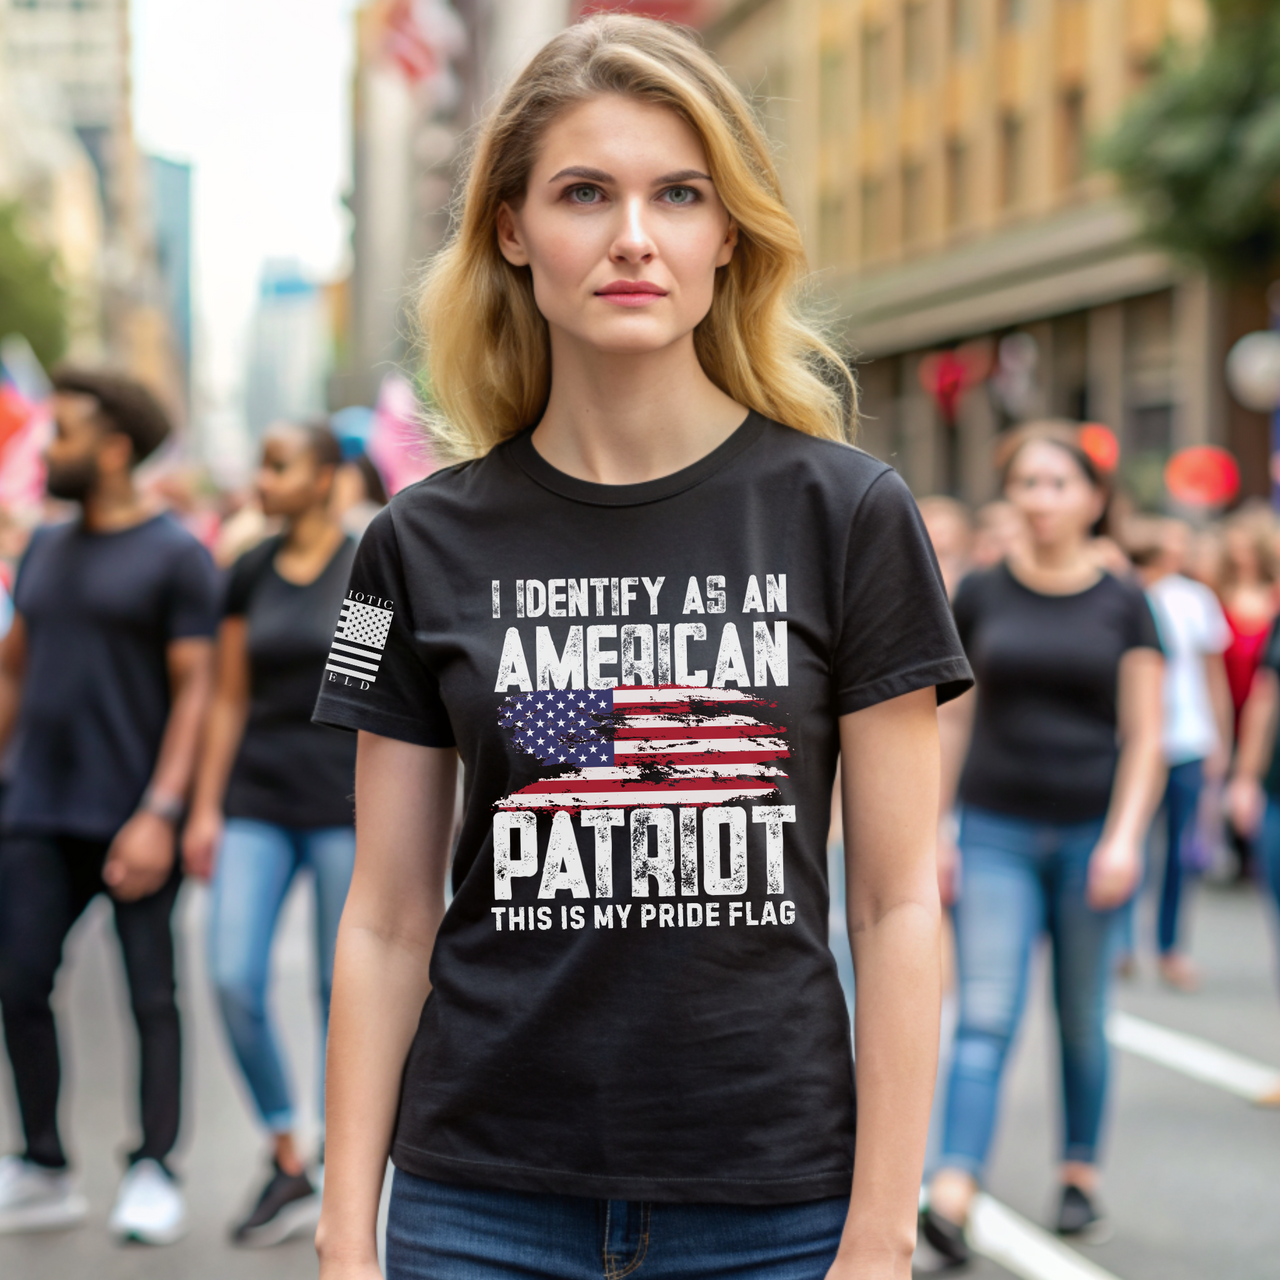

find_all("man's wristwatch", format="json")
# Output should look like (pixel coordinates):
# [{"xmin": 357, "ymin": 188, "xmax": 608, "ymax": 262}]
[{"xmin": 139, "ymin": 788, "xmax": 185, "ymax": 825}]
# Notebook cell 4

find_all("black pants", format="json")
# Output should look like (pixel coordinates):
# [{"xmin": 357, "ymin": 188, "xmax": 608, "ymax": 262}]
[{"xmin": 0, "ymin": 831, "xmax": 182, "ymax": 1169}]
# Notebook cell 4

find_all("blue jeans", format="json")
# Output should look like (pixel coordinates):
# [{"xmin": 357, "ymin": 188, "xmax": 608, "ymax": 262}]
[
  {"xmin": 1260, "ymin": 799, "xmax": 1280, "ymax": 949},
  {"xmin": 385, "ymin": 1170, "xmax": 847, "ymax": 1280},
  {"xmin": 940, "ymin": 807, "xmax": 1119, "ymax": 1177},
  {"xmin": 207, "ymin": 818, "xmax": 356, "ymax": 1132},
  {"xmin": 1121, "ymin": 758, "xmax": 1203, "ymax": 956}
]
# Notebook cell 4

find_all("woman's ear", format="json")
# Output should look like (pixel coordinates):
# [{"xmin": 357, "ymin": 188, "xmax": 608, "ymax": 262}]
[
  {"xmin": 715, "ymin": 219, "xmax": 739, "ymax": 268},
  {"xmin": 496, "ymin": 202, "xmax": 530, "ymax": 267}
]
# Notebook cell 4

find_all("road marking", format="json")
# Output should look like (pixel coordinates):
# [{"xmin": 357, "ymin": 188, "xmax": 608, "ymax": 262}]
[
  {"xmin": 969, "ymin": 1195, "xmax": 1123, "ymax": 1280},
  {"xmin": 1107, "ymin": 1011, "xmax": 1280, "ymax": 1102}
]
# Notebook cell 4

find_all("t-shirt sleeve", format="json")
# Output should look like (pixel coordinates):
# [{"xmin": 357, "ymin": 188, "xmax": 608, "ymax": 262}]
[
  {"xmin": 222, "ymin": 538, "xmax": 274, "ymax": 618},
  {"xmin": 1124, "ymin": 584, "xmax": 1164, "ymax": 654},
  {"xmin": 311, "ymin": 507, "xmax": 455, "ymax": 748},
  {"xmin": 165, "ymin": 537, "xmax": 221, "ymax": 640},
  {"xmin": 833, "ymin": 468, "xmax": 974, "ymax": 715},
  {"xmin": 1198, "ymin": 587, "xmax": 1232, "ymax": 655}
]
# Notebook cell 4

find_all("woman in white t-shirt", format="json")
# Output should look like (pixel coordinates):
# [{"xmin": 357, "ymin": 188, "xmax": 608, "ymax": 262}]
[{"xmin": 1120, "ymin": 518, "xmax": 1231, "ymax": 990}]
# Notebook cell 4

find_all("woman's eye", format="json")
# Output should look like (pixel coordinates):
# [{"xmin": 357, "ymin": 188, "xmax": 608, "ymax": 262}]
[
  {"xmin": 568, "ymin": 185, "xmax": 601, "ymax": 204},
  {"xmin": 663, "ymin": 186, "xmax": 698, "ymax": 205}
]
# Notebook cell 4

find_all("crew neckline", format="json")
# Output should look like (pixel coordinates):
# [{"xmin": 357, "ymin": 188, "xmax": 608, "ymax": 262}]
[{"xmin": 505, "ymin": 410, "xmax": 768, "ymax": 507}]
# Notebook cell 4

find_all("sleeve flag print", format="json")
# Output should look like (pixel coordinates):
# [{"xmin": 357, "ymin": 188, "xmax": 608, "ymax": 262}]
[
  {"xmin": 496, "ymin": 686, "xmax": 789, "ymax": 810},
  {"xmin": 326, "ymin": 596, "xmax": 394, "ymax": 684}
]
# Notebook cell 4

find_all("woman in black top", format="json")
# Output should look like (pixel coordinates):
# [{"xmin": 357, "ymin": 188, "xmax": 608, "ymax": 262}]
[
  {"xmin": 312, "ymin": 16, "xmax": 972, "ymax": 1280},
  {"xmin": 922, "ymin": 422, "xmax": 1164, "ymax": 1263},
  {"xmin": 184, "ymin": 422, "xmax": 357, "ymax": 1246}
]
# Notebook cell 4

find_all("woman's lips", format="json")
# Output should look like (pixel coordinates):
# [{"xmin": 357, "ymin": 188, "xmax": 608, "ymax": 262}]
[{"xmin": 595, "ymin": 281, "xmax": 668, "ymax": 307}]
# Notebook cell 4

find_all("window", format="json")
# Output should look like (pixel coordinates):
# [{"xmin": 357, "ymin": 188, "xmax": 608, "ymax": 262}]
[
  {"xmin": 861, "ymin": 26, "xmax": 888, "ymax": 112},
  {"xmin": 945, "ymin": 140, "xmax": 970, "ymax": 229},
  {"xmin": 902, "ymin": 162, "xmax": 927, "ymax": 247},
  {"xmin": 904, "ymin": 2, "xmax": 930, "ymax": 85},
  {"xmin": 819, "ymin": 190, "xmax": 846, "ymax": 265},
  {"xmin": 861, "ymin": 178, "xmax": 886, "ymax": 260},
  {"xmin": 998, "ymin": 0, "xmax": 1028, "ymax": 28},
  {"xmin": 950, "ymin": 0, "xmax": 978, "ymax": 52},
  {"xmin": 1059, "ymin": 88, "xmax": 1087, "ymax": 189},
  {"xmin": 820, "ymin": 46, "xmax": 844, "ymax": 137},
  {"xmin": 999, "ymin": 114, "xmax": 1024, "ymax": 210}
]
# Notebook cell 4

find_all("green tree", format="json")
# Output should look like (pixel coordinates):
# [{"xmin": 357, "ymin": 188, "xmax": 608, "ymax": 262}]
[
  {"xmin": 0, "ymin": 201, "xmax": 68, "ymax": 368},
  {"xmin": 1099, "ymin": 0, "xmax": 1280, "ymax": 279}
]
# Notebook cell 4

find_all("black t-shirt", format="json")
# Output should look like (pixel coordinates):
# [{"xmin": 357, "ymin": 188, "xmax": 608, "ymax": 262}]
[
  {"xmin": 223, "ymin": 534, "xmax": 358, "ymax": 829},
  {"xmin": 4, "ymin": 513, "xmax": 220, "ymax": 840},
  {"xmin": 955, "ymin": 562, "xmax": 1162, "ymax": 822},
  {"xmin": 1258, "ymin": 620, "xmax": 1280, "ymax": 797},
  {"xmin": 313, "ymin": 412, "xmax": 972, "ymax": 1205}
]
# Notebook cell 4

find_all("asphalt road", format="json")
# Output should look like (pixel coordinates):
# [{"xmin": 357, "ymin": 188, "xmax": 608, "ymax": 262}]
[{"xmin": 1, "ymin": 870, "xmax": 1278, "ymax": 1280}]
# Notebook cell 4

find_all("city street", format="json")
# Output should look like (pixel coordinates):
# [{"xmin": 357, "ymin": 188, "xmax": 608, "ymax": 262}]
[{"xmin": 1, "ymin": 872, "xmax": 1278, "ymax": 1280}]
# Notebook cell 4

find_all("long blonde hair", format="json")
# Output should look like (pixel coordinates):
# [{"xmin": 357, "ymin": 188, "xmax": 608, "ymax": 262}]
[{"xmin": 418, "ymin": 14, "xmax": 855, "ymax": 460}]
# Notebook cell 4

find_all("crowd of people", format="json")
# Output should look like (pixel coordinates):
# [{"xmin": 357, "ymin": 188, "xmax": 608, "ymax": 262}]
[
  {"xmin": 0, "ymin": 371, "xmax": 383, "ymax": 1246},
  {"xmin": 2, "ymin": 360, "xmax": 1280, "ymax": 1270},
  {"xmin": 911, "ymin": 432, "xmax": 1280, "ymax": 1265}
]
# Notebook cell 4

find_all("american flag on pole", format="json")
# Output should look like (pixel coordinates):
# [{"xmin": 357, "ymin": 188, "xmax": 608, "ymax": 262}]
[
  {"xmin": 326, "ymin": 597, "xmax": 394, "ymax": 684},
  {"xmin": 495, "ymin": 686, "xmax": 789, "ymax": 810}
]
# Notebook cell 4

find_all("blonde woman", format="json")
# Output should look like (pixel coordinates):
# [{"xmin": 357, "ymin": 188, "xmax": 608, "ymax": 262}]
[{"xmin": 313, "ymin": 17, "xmax": 971, "ymax": 1280}]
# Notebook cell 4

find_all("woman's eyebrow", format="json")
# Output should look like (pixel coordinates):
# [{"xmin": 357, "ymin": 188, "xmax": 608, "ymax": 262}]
[{"xmin": 547, "ymin": 165, "xmax": 713, "ymax": 185}]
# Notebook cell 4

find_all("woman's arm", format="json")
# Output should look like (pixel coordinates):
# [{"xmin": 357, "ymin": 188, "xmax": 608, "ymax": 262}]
[
  {"xmin": 316, "ymin": 731, "xmax": 457, "ymax": 1279},
  {"xmin": 1227, "ymin": 667, "xmax": 1278, "ymax": 837},
  {"xmin": 1087, "ymin": 648, "xmax": 1165, "ymax": 909},
  {"xmin": 181, "ymin": 617, "xmax": 250, "ymax": 880},
  {"xmin": 935, "ymin": 689, "xmax": 974, "ymax": 905},
  {"xmin": 829, "ymin": 687, "xmax": 942, "ymax": 1280}
]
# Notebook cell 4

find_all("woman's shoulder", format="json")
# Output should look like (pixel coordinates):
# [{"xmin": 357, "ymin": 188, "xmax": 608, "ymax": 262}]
[{"xmin": 756, "ymin": 417, "xmax": 892, "ymax": 482}]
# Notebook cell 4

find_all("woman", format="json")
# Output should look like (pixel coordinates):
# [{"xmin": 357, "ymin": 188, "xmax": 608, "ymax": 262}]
[
  {"xmin": 1217, "ymin": 512, "xmax": 1277, "ymax": 880},
  {"xmin": 923, "ymin": 423, "xmax": 1164, "ymax": 1264},
  {"xmin": 1225, "ymin": 617, "xmax": 1280, "ymax": 1106},
  {"xmin": 313, "ymin": 17, "xmax": 972, "ymax": 1280},
  {"xmin": 183, "ymin": 421, "xmax": 357, "ymax": 1246}
]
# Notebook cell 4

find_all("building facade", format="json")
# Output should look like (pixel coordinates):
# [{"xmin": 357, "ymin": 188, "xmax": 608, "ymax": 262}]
[{"xmin": 706, "ymin": 0, "xmax": 1272, "ymax": 503}]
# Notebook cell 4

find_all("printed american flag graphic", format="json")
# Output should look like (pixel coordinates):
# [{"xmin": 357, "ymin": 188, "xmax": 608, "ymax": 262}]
[
  {"xmin": 496, "ymin": 686, "xmax": 789, "ymax": 810},
  {"xmin": 326, "ymin": 597, "xmax": 394, "ymax": 684}
]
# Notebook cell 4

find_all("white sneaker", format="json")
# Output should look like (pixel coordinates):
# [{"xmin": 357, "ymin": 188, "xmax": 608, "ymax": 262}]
[
  {"xmin": 0, "ymin": 1154, "xmax": 88, "ymax": 1234},
  {"xmin": 108, "ymin": 1158, "xmax": 187, "ymax": 1245}
]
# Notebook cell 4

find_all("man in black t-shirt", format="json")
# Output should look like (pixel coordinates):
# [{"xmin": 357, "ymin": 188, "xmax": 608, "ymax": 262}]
[{"xmin": 0, "ymin": 370, "xmax": 218, "ymax": 1244}]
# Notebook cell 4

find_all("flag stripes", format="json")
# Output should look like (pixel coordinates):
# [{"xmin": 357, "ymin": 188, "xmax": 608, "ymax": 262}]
[{"xmin": 326, "ymin": 597, "xmax": 393, "ymax": 685}]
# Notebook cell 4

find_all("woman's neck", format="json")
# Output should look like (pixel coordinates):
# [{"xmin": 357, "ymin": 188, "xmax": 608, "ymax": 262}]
[
  {"xmin": 283, "ymin": 504, "xmax": 339, "ymax": 553},
  {"xmin": 531, "ymin": 330, "xmax": 747, "ymax": 485},
  {"xmin": 1008, "ymin": 536, "xmax": 1100, "ymax": 594}
]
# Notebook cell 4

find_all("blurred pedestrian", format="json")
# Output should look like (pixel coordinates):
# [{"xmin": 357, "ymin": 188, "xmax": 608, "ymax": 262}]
[
  {"xmin": 1116, "ymin": 518, "xmax": 1231, "ymax": 989},
  {"xmin": 312, "ymin": 17, "xmax": 972, "ymax": 1280},
  {"xmin": 922, "ymin": 422, "xmax": 1164, "ymax": 1264},
  {"xmin": 183, "ymin": 420, "xmax": 357, "ymax": 1246},
  {"xmin": 331, "ymin": 450, "xmax": 388, "ymax": 539},
  {"xmin": 0, "ymin": 369, "xmax": 219, "ymax": 1244},
  {"xmin": 1217, "ymin": 511, "xmax": 1277, "ymax": 880},
  {"xmin": 919, "ymin": 496, "xmax": 973, "ymax": 599},
  {"xmin": 970, "ymin": 498, "xmax": 1023, "ymax": 569}
]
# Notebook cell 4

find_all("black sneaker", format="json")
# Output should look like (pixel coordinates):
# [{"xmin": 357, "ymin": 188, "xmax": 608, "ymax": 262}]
[
  {"xmin": 1056, "ymin": 1184, "xmax": 1111, "ymax": 1243},
  {"xmin": 230, "ymin": 1160, "xmax": 320, "ymax": 1248},
  {"xmin": 920, "ymin": 1204, "xmax": 971, "ymax": 1268}
]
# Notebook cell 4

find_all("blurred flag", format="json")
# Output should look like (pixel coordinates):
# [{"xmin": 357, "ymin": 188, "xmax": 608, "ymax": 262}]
[
  {"xmin": 381, "ymin": 0, "xmax": 466, "ymax": 107},
  {"xmin": 0, "ymin": 335, "xmax": 52, "ymax": 514},
  {"xmin": 367, "ymin": 371, "xmax": 439, "ymax": 496}
]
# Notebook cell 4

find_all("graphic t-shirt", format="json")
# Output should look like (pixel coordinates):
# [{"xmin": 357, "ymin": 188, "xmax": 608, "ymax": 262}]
[
  {"xmin": 313, "ymin": 412, "xmax": 972, "ymax": 1205},
  {"xmin": 1146, "ymin": 573, "xmax": 1230, "ymax": 767},
  {"xmin": 223, "ymin": 533, "xmax": 358, "ymax": 829},
  {"xmin": 4, "ymin": 513, "xmax": 220, "ymax": 840},
  {"xmin": 955, "ymin": 562, "xmax": 1163, "ymax": 823}
]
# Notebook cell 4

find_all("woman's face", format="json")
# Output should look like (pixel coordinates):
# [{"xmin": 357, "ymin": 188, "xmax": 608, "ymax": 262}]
[
  {"xmin": 496, "ymin": 94, "xmax": 738, "ymax": 358},
  {"xmin": 1004, "ymin": 440, "xmax": 1102, "ymax": 551},
  {"xmin": 256, "ymin": 425, "xmax": 329, "ymax": 519}
]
